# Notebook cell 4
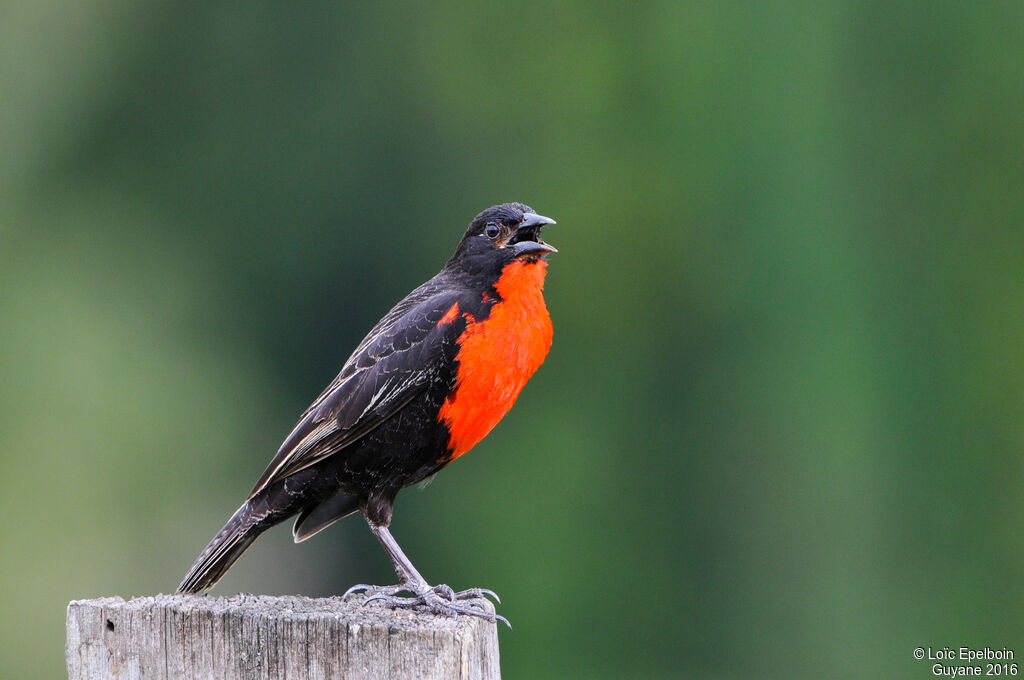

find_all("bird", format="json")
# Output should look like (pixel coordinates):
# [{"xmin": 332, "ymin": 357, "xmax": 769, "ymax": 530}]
[{"xmin": 177, "ymin": 202, "xmax": 556, "ymax": 626}]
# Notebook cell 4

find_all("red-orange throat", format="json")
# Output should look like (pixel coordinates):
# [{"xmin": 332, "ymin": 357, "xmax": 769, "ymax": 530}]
[{"xmin": 438, "ymin": 260, "xmax": 553, "ymax": 460}]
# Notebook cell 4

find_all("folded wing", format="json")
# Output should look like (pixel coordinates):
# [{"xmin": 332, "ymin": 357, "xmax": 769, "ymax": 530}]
[{"xmin": 248, "ymin": 284, "xmax": 465, "ymax": 499}]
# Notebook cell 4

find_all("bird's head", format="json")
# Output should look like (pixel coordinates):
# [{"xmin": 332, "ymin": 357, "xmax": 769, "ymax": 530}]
[{"xmin": 448, "ymin": 202, "xmax": 557, "ymax": 275}]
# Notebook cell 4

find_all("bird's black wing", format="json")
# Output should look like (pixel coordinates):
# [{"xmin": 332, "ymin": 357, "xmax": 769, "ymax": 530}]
[{"xmin": 247, "ymin": 281, "xmax": 466, "ymax": 499}]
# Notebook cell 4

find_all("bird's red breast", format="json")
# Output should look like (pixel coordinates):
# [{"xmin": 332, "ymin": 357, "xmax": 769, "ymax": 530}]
[{"xmin": 438, "ymin": 259, "xmax": 553, "ymax": 460}]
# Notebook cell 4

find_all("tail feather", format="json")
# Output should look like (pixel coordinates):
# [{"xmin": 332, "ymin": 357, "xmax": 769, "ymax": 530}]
[
  {"xmin": 178, "ymin": 469, "xmax": 355, "ymax": 593},
  {"xmin": 178, "ymin": 502, "xmax": 263, "ymax": 594}
]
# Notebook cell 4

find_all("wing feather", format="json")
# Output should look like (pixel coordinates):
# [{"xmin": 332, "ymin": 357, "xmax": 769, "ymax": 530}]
[{"xmin": 247, "ymin": 283, "xmax": 464, "ymax": 499}]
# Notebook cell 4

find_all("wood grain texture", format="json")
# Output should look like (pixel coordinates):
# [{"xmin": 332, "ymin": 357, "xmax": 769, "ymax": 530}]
[{"xmin": 66, "ymin": 594, "xmax": 500, "ymax": 680}]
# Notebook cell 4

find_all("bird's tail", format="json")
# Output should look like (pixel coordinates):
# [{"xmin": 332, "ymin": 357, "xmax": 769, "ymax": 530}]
[{"xmin": 178, "ymin": 500, "xmax": 268, "ymax": 594}]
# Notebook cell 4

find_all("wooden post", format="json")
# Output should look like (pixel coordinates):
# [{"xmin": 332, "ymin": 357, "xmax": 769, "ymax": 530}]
[{"xmin": 66, "ymin": 594, "xmax": 500, "ymax": 680}]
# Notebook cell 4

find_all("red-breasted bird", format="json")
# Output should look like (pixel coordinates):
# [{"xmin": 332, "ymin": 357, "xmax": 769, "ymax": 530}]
[{"xmin": 178, "ymin": 203, "xmax": 556, "ymax": 625}]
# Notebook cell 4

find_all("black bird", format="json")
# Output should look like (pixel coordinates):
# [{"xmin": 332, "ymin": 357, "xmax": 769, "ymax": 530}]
[{"xmin": 178, "ymin": 203, "xmax": 557, "ymax": 624}]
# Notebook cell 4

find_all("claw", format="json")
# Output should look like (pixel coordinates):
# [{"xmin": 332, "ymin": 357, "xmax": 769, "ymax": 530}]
[
  {"xmin": 343, "ymin": 584, "xmax": 373, "ymax": 599},
  {"xmin": 363, "ymin": 593, "xmax": 386, "ymax": 606},
  {"xmin": 344, "ymin": 581, "xmax": 510, "ymax": 627}
]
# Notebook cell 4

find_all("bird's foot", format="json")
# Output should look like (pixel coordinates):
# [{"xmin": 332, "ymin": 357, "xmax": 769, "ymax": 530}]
[{"xmin": 343, "ymin": 582, "xmax": 509, "ymax": 628}]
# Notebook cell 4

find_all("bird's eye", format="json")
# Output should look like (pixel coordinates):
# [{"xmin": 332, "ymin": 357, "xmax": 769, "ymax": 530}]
[{"xmin": 484, "ymin": 224, "xmax": 501, "ymax": 239}]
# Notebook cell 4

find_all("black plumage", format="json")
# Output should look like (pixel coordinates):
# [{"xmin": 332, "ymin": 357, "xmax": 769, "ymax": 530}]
[{"xmin": 178, "ymin": 203, "xmax": 556, "ymax": 625}]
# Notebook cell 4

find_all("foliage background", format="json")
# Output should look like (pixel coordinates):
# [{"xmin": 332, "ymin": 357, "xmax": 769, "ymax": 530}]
[{"xmin": 2, "ymin": 2, "xmax": 1022, "ymax": 678}]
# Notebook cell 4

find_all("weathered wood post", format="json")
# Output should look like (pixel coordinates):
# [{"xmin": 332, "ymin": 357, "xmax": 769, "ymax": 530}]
[{"xmin": 66, "ymin": 594, "xmax": 500, "ymax": 680}]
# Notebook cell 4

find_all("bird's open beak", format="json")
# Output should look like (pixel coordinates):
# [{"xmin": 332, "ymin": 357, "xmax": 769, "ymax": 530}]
[{"xmin": 508, "ymin": 213, "xmax": 557, "ymax": 257}]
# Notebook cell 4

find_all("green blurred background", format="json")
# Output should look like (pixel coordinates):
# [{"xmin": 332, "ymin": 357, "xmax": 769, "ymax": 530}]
[{"xmin": 3, "ymin": 1, "xmax": 1022, "ymax": 678}]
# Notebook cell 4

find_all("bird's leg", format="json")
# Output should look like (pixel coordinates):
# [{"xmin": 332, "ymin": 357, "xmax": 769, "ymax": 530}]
[{"xmin": 343, "ymin": 519, "xmax": 509, "ymax": 627}]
